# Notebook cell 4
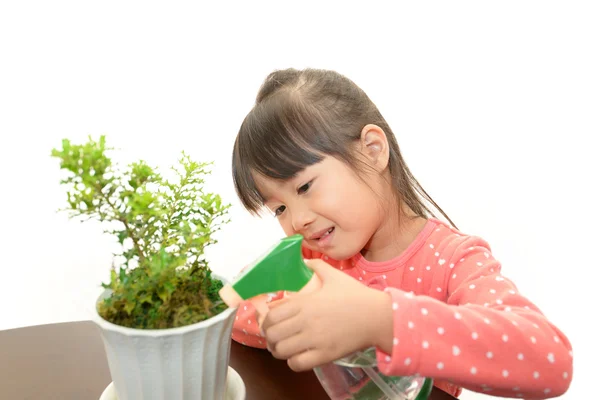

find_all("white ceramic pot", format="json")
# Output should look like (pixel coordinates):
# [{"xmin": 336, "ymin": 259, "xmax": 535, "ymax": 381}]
[{"xmin": 92, "ymin": 280, "xmax": 237, "ymax": 400}]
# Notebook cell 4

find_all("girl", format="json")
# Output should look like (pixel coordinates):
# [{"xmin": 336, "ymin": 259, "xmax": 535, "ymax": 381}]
[{"xmin": 229, "ymin": 68, "xmax": 573, "ymax": 398}]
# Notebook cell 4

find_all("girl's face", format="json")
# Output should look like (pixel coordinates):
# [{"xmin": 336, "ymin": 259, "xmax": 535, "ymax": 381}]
[{"xmin": 255, "ymin": 154, "xmax": 388, "ymax": 260}]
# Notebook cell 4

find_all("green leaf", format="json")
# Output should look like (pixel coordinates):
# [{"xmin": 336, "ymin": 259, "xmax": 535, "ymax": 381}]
[{"xmin": 53, "ymin": 135, "xmax": 231, "ymax": 329}]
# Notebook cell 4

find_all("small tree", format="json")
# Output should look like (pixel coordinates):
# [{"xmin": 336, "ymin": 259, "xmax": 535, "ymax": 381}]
[{"xmin": 52, "ymin": 136, "xmax": 230, "ymax": 329}]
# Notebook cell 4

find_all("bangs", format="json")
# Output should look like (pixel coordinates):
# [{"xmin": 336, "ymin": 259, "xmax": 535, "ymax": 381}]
[{"xmin": 232, "ymin": 93, "xmax": 339, "ymax": 214}]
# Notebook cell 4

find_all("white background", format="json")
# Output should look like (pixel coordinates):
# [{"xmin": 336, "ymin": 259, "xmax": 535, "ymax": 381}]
[{"xmin": 1, "ymin": 2, "xmax": 598, "ymax": 399}]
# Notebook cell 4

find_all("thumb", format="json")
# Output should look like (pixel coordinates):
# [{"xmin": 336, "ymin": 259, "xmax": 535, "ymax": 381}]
[{"xmin": 303, "ymin": 258, "xmax": 341, "ymax": 282}]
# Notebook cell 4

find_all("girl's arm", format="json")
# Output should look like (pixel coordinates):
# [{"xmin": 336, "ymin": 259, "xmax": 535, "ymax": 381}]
[{"xmin": 375, "ymin": 235, "xmax": 573, "ymax": 399}]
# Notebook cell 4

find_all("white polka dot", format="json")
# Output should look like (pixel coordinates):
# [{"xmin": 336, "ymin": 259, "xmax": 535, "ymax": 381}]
[
  {"xmin": 393, "ymin": 337, "xmax": 399, "ymax": 346},
  {"xmin": 513, "ymin": 387, "xmax": 520, "ymax": 391},
  {"xmin": 247, "ymin": 320, "xmax": 252, "ymax": 324},
  {"xmin": 235, "ymin": 316, "xmax": 238, "ymax": 320},
  {"xmin": 484, "ymin": 303, "xmax": 489, "ymax": 307},
  {"xmin": 362, "ymin": 270, "xmax": 366, "ymax": 275},
  {"xmin": 359, "ymin": 277, "xmax": 363, "ymax": 281},
  {"xmin": 244, "ymin": 305, "xmax": 248, "ymax": 311},
  {"xmin": 524, "ymin": 305, "xmax": 530, "ymax": 310},
  {"xmin": 409, "ymin": 266, "xmax": 414, "ymax": 271},
  {"xmin": 563, "ymin": 372, "xmax": 569, "ymax": 379},
  {"xmin": 436, "ymin": 228, "xmax": 440, "ymax": 232},
  {"xmin": 548, "ymin": 353, "xmax": 555, "ymax": 363},
  {"xmin": 454, "ymin": 312, "xmax": 462, "ymax": 320},
  {"xmin": 242, "ymin": 341, "xmax": 246, "ymax": 345},
  {"xmin": 509, "ymin": 289, "xmax": 516, "ymax": 294},
  {"xmin": 554, "ymin": 336, "xmax": 560, "ymax": 343},
  {"xmin": 517, "ymin": 353, "xmax": 524, "ymax": 360},
  {"xmin": 417, "ymin": 277, "xmax": 422, "ymax": 283},
  {"xmin": 472, "ymin": 332, "xmax": 479, "ymax": 340},
  {"xmin": 437, "ymin": 327, "xmax": 445, "ymax": 335},
  {"xmin": 533, "ymin": 323, "xmax": 539, "ymax": 329},
  {"xmin": 452, "ymin": 345, "xmax": 461, "ymax": 356},
  {"xmin": 533, "ymin": 371, "xmax": 540, "ymax": 379},
  {"xmin": 421, "ymin": 308, "xmax": 429, "ymax": 316},
  {"xmin": 544, "ymin": 389, "xmax": 551, "ymax": 394},
  {"xmin": 449, "ymin": 263, "xmax": 455, "ymax": 269},
  {"xmin": 435, "ymin": 252, "xmax": 440, "ymax": 257},
  {"xmin": 422, "ymin": 340, "xmax": 429, "ymax": 349},
  {"xmin": 452, "ymin": 273, "xmax": 457, "ymax": 279},
  {"xmin": 392, "ymin": 302, "xmax": 399, "ymax": 310},
  {"xmin": 437, "ymin": 362, "xmax": 444, "ymax": 370},
  {"xmin": 477, "ymin": 262, "xmax": 483, "ymax": 267},
  {"xmin": 511, "ymin": 320, "xmax": 518, "ymax": 326},
  {"xmin": 404, "ymin": 358, "xmax": 411, "ymax": 366},
  {"xmin": 426, "ymin": 266, "xmax": 431, "ymax": 271},
  {"xmin": 408, "ymin": 321, "xmax": 414, "ymax": 329},
  {"xmin": 382, "ymin": 274, "xmax": 387, "ymax": 279},
  {"xmin": 439, "ymin": 259, "xmax": 446, "ymax": 265},
  {"xmin": 385, "ymin": 355, "xmax": 391, "ymax": 362},
  {"xmin": 242, "ymin": 329, "xmax": 248, "ymax": 334},
  {"xmin": 496, "ymin": 299, "xmax": 503, "ymax": 304},
  {"xmin": 404, "ymin": 292, "xmax": 414, "ymax": 298},
  {"xmin": 471, "ymin": 367, "xmax": 477, "ymax": 374},
  {"xmin": 429, "ymin": 244, "xmax": 434, "ymax": 249},
  {"xmin": 469, "ymin": 247, "xmax": 474, "ymax": 251},
  {"xmin": 484, "ymin": 318, "xmax": 491, "ymax": 324},
  {"xmin": 460, "ymin": 258, "xmax": 465, "ymax": 263},
  {"xmin": 259, "ymin": 340, "xmax": 263, "ymax": 344},
  {"xmin": 484, "ymin": 252, "xmax": 490, "ymax": 258},
  {"xmin": 531, "ymin": 336, "xmax": 537, "ymax": 344},
  {"xmin": 505, "ymin": 306, "xmax": 512, "ymax": 312},
  {"xmin": 436, "ymin": 287, "xmax": 442, "ymax": 292},
  {"xmin": 502, "ymin": 370, "xmax": 509, "ymax": 378},
  {"xmin": 502, "ymin": 334, "xmax": 509, "ymax": 342},
  {"xmin": 490, "ymin": 289, "xmax": 496, "ymax": 294},
  {"xmin": 469, "ymin": 284, "xmax": 476, "ymax": 289},
  {"xmin": 486, "ymin": 351, "xmax": 493, "ymax": 359},
  {"xmin": 495, "ymin": 276, "xmax": 504, "ymax": 281}
]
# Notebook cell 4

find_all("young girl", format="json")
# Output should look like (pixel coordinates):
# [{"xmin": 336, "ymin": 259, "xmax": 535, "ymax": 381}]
[{"xmin": 229, "ymin": 68, "xmax": 573, "ymax": 398}]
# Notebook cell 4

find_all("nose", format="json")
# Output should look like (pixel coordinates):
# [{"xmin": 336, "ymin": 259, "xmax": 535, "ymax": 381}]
[{"xmin": 290, "ymin": 206, "xmax": 316, "ymax": 233}]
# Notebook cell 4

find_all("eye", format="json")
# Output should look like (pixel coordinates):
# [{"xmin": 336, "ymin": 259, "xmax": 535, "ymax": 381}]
[
  {"xmin": 274, "ymin": 205, "xmax": 286, "ymax": 217},
  {"xmin": 297, "ymin": 181, "xmax": 312, "ymax": 194}
]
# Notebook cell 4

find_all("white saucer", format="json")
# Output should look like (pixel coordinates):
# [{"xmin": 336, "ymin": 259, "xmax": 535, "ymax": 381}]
[{"xmin": 99, "ymin": 366, "xmax": 246, "ymax": 400}]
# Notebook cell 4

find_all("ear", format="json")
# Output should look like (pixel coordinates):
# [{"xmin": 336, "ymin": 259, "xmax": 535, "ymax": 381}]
[{"xmin": 358, "ymin": 124, "xmax": 390, "ymax": 173}]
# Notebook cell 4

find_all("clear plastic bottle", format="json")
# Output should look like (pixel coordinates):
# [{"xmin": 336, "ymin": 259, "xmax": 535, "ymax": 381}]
[{"xmin": 313, "ymin": 347, "xmax": 432, "ymax": 400}]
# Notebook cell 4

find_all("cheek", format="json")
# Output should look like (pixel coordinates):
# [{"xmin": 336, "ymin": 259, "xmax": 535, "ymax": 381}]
[{"xmin": 277, "ymin": 215, "xmax": 295, "ymax": 236}]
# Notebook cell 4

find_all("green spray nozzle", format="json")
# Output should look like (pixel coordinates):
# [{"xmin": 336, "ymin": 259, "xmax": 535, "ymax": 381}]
[{"xmin": 229, "ymin": 234, "xmax": 314, "ymax": 300}]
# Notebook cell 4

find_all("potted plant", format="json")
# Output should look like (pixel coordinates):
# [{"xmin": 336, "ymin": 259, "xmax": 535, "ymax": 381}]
[{"xmin": 51, "ymin": 136, "xmax": 241, "ymax": 400}]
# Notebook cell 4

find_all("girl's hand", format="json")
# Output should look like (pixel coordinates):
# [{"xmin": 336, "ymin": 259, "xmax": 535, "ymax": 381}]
[{"xmin": 261, "ymin": 258, "xmax": 394, "ymax": 372}]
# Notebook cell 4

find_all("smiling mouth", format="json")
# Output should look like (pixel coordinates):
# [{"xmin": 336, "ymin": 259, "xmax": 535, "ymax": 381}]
[{"xmin": 316, "ymin": 227, "xmax": 334, "ymax": 241}]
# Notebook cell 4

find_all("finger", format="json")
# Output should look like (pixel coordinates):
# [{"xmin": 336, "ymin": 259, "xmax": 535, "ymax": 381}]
[
  {"xmin": 264, "ymin": 313, "xmax": 303, "ymax": 344},
  {"xmin": 287, "ymin": 349, "xmax": 330, "ymax": 372},
  {"xmin": 270, "ymin": 331, "xmax": 312, "ymax": 360},
  {"xmin": 304, "ymin": 258, "xmax": 345, "ymax": 282},
  {"xmin": 261, "ymin": 300, "xmax": 301, "ymax": 332},
  {"xmin": 267, "ymin": 296, "xmax": 291, "ymax": 310}
]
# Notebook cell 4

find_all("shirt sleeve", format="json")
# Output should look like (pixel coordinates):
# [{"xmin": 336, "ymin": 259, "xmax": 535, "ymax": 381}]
[
  {"xmin": 375, "ymin": 234, "xmax": 573, "ymax": 398},
  {"xmin": 231, "ymin": 245, "xmax": 320, "ymax": 349}
]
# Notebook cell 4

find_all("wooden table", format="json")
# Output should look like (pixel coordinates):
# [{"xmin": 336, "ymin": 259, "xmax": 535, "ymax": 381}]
[{"xmin": 0, "ymin": 321, "xmax": 455, "ymax": 399}]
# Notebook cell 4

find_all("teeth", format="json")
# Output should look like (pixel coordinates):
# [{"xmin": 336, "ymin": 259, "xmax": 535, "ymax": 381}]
[{"xmin": 319, "ymin": 228, "xmax": 333, "ymax": 240}]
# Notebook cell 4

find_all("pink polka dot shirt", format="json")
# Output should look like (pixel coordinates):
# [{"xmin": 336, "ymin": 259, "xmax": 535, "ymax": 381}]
[{"xmin": 231, "ymin": 219, "xmax": 573, "ymax": 398}]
